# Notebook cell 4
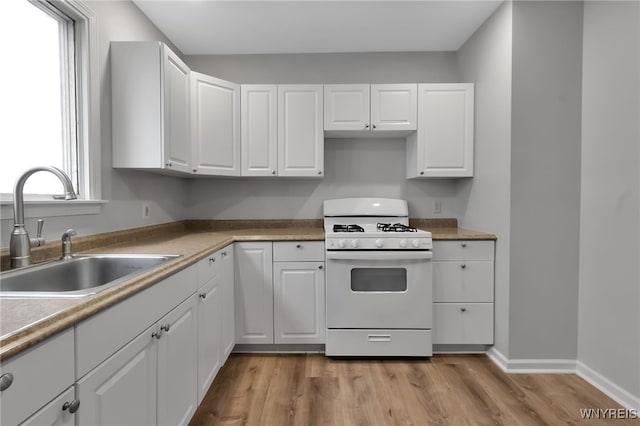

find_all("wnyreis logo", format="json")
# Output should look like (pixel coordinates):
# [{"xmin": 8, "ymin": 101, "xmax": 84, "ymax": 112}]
[{"xmin": 579, "ymin": 408, "xmax": 638, "ymax": 420}]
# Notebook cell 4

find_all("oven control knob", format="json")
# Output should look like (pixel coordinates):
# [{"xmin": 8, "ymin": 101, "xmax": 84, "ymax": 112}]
[
  {"xmin": 412, "ymin": 240, "xmax": 421, "ymax": 248},
  {"xmin": 375, "ymin": 239, "xmax": 384, "ymax": 248},
  {"xmin": 338, "ymin": 239, "xmax": 347, "ymax": 248},
  {"xmin": 399, "ymin": 239, "xmax": 407, "ymax": 248},
  {"xmin": 350, "ymin": 239, "xmax": 359, "ymax": 248}
]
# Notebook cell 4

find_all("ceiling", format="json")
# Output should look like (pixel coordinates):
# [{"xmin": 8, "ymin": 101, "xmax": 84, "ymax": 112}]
[{"xmin": 132, "ymin": 1, "xmax": 503, "ymax": 55}]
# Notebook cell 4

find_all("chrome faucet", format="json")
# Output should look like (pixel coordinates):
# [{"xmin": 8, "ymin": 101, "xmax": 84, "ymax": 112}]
[
  {"xmin": 60, "ymin": 229, "xmax": 77, "ymax": 260},
  {"xmin": 10, "ymin": 166, "xmax": 77, "ymax": 268}
]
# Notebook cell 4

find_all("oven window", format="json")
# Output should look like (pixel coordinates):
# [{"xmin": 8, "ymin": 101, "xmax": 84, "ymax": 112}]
[{"xmin": 350, "ymin": 268, "xmax": 407, "ymax": 292}]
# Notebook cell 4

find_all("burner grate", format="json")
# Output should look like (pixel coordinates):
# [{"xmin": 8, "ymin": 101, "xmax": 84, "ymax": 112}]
[
  {"xmin": 377, "ymin": 223, "xmax": 418, "ymax": 233},
  {"xmin": 333, "ymin": 224, "xmax": 365, "ymax": 233}
]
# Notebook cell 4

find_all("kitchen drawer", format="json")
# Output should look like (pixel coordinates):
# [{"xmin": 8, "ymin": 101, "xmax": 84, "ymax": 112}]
[
  {"xmin": 76, "ymin": 265, "xmax": 197, "ymax": 378},
  {"xmin": 326, "ymin": 329, "xmax": 432, "ymax": 357},
  {"xmin": 433, "ymin": 261, "xmax": 494, "ymax": 302},
  {"xmin": 432, "ymin": 240, "xmax": 494, "ymax": 261},
  {"xmin": 273, "ymin": 241, "xmax": 325, "ymax": 262},
  {"xmin": 196, "ymin": 250, "xmax": 220, "ymax": 288},
  {"xmin": 0, "ymin": 328, "xmax": 74, "ymax": 426},
  {"xmin": 433, "ymin": 303, "xmax": 493, "ymax": 345}
]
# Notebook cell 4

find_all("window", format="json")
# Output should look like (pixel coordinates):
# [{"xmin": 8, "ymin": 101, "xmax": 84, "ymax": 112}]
[{"xmin": 0, "ymin": 0, "xmax": 99, "ymax": 203}]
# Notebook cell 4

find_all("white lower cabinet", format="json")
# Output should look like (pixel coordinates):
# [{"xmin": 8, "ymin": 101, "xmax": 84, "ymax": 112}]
[
  {"xmin": 194, "ymin": 245, "xmax": 235, "ymax": 406},
  {"xmin": 157, "ymin": 294, "xmax": 198, "ymax": 426},
  {"xmin": 234, "ymin": 241, "xmax": 326, "ymax": 346},
  {"xmin": 220, "ymin": 247, "xmax": 236, "ymax": 359},
  {"xmin": 196, "ymin": 266, "xmax": 222, "ymax": 404},
  {"xmin": 432, "ymin": 240, "xmax": 495, "ymax": 345},
  {"xmin": 77, "ymin": 326, "xmax": 158, "ymax": 426},
  {"xmin": 273, "ymin": 261, "xmax": 325, "ymax": 344},
  {"xmin": 234, "ymin": 242, "xmax": 274, "ymax": 344},
  {"xmin": 78, "ymin": 294, "xmax": 198, "ymax": 426}
]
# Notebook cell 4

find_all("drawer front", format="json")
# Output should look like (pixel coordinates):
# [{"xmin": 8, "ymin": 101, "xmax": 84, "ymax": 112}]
[
  {"xmin": 273, "ymin": 241, "xmax": 325, "ymax": 262},
  {"xmin": 76, "ymin": 265, "xmax": 197, "ymax": 378},
  {"xmin": 326, "ymin": 329, "xmax": 432, "ymax": 357},
  {"xmin": 433, "ymin": 261, "xmax": 494, "ymax": 302},
  {"xmin": 0, "ymin": 328, "xmax": 74, "ymax": 426},
  {"xmin": 433, "ymin": 303, "xmax": 493, "ymax": 345},
  {"xmin": 433, "ymin": 241, "xmax": 494, "ymax": 261},
  {"xmin": 197, "ymin": 251, "xmax": 220, "ymax": 288}
]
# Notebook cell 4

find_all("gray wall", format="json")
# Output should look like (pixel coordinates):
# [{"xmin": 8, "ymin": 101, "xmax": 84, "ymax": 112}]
[
  {"xmin": 0, "ymin": 0, "xmax": 189, "ymax": 247},
  {"xmin": 578, "ymin": 1, "xmax": 640, "ymax": 403},
  {"xmin": 508, "ymin": 1, "xmax": 583, "ymax": 360},
  {"xmin": 185, "ymin": 52, "xmax": 463, "ymax": 220},
  {"xmin": 457, "ymin": 1, "xmax": 512, "ymax": 358}
]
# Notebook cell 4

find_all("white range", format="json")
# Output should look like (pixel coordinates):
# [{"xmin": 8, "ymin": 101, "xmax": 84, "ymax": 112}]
[{"xmin": 323, "ymin": 197, "xmax": 433, "ymax": 357}]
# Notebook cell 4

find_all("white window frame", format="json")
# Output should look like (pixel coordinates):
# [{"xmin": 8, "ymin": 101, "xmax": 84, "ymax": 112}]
[{"xmin": 0, "ymin": 0, "xmax": 105, "ymax": 219}]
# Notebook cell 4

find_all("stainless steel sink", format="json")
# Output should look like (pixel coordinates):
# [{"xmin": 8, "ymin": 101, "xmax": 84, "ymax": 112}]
[{"xmin": 0, "ymin": 254, "xmax": 181, "ymax": 298}]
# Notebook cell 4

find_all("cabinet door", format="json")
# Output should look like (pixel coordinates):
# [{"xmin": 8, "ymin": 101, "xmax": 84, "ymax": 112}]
[
  {"xmin": 273, "ymin": 262, "xmax": 325, "ymax": 344},
  {"xmin": 162, "ymin": 45, "xmax": 191, "ymax": 173},
  {"xmin": 20, "ymin": 386, "xmax": 75, "ymax": 426},
  {"xmin": 241, "ymin": 85, "xmax": 278, "ymax": 176},
  {"xmin": 196, "ymin": 279, "xmax": 222, "ymax": 404},
  {"xmin": 323, "ymin": 84, "xmax": 370, "ymax": 131},
  {"xmin": 234, "ymin": 242, "xmax": 274, "ymax": 344},
  {"xmin": 370, "ymin": 84, "xmax": 417, "ymax": 131},
  {"xmin": 157, "ymin": 294, "xmax": 198, "ymax": 426},
  {"xmin": 277, "ymin": 85, "xmax": 324, "ymax": 177},
  {"xmin": 191, "ymin": 72, "xmax": 240, "ymax": 176},
  {"xmin": 415, "ymin": 83, "xmax": 474, "ymax": 177},
  {"xmin": 77, "ymin": 327, "xmax": 157, "ymax": 426},
  {"xmin": 220, "ymin": 247, "xmax": 236, "ymax": 359}
]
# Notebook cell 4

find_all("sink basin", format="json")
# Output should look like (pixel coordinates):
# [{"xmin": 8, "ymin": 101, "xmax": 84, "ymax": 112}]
[{"xmin": 0, "ymin": 254, "xmax": 181, "ymax": 298}]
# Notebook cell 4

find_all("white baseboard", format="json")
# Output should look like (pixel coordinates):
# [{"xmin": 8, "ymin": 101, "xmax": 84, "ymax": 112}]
[
  {"xmin": 577, "ymin": 361, "xmax": 640, "ymax": 411},
  {"xmin": 487, "ymin": 347, "xmax": 576, "ymax": 373},
  {"xmin": 487, "ymin": 348, "xmax": 639, "ymax": 411}
]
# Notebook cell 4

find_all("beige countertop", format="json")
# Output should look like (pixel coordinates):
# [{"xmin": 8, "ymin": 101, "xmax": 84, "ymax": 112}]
[{"xmin": 0, "ymin": 219, "xmax": 494, "ymax": 361}]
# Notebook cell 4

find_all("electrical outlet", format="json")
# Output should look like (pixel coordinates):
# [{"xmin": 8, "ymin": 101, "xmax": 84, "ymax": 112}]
[
  {"xmin": 142, "ymin": 201, "xmax": 151, "ymax": 219},
  {"xmin": 434, "ymin": 200, "xmax": 442, "ymax": 214}
]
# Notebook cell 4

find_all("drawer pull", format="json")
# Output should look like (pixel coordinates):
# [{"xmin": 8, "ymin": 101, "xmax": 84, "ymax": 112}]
[
  {"xmin": 296, "ymin": 244, "xmax": 301, "ymax": 248},
  {"xmin": 209, "ymin": 257, "xmax": 216, "ymax": 263},
  {"xmin": 62, "ymin": 399, "xmax": 80, "ymax": 413},
  {"xmin": 368, "ymin": 334, "xmax": 391, "ymax": 342},
  {"xmin": 152, "ymin": 330, "xmax": 163, "ymax": 339},
  {"xmin": 460, "ymin": 264, "xmax": 467, "ymax": 269},
  {"xmin": 318, "ymin": 265, "xmax": 323, "ymax": 270},
  {"xmin": 461, "ymin": 243, "xmax": 467, "ymax": 248},
  {"xmin": 199, "ymin": 293, "xmax": 207, "ymax": 300},
  {"xmin": 460, "ymin": 307, "xmax": 467, "ymax": 313},
  {"xmin": 0, "ymin": 373, "xmax": 13, "ymax": 391},
  {"xmin": 161, "ymin": 323, "xmax": 171, "ymax": 332},
  {"xmin": 221, "ymin": 251, "xmax": 227, "ymax": 257}
]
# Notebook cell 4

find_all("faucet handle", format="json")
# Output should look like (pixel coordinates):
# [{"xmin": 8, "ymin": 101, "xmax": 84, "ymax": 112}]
[{"xmin": 36, "ymin": 219, "xmax": 44, "ymax": 238}]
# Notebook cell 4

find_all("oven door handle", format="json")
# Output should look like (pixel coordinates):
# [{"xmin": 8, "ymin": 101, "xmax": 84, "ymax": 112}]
[{"xmin": 325, "ymin": 251, "xmax": 432, "ymax": 261}]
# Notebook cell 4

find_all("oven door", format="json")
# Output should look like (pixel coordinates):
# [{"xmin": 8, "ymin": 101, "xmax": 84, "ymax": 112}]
[{"xmin": 326, "ymin": 250, "xmax": 432, "ymax": 329}]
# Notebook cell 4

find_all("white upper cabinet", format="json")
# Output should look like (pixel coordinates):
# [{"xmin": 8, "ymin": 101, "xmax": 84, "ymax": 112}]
[
  {"xmin": 277, "ymin": 85, "xmax": 324, "ymax": 177},
  {"xmin": 407, "ymin": 83, "xmax": 474, "ymax": 178},
  {"xmin": 370, "ymin": 84, "xmax": 417, "ymax": 132},
  {"xmin": 191, "ymin": 72, "xmax": 240, "ymax": 176},
  {"xmin": 112, "ymin": 41, "xmax": 191, "ymax": 173},
  {"xmin": 324, "ymin": 84, "xmax": 417, "ymax": 135},
  {"xmin": 323, "ymin": 84, "xmax": 370, "ymax": 131},
  {"xmin": 241, "ymin": 85, "xmax": 278, "ymax": 176}
]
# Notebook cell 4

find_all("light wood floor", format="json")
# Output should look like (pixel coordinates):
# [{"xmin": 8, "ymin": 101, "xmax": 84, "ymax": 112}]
[{"xmin": 190, "ymin": 353, "xmax": 636, "ymax": 426}]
